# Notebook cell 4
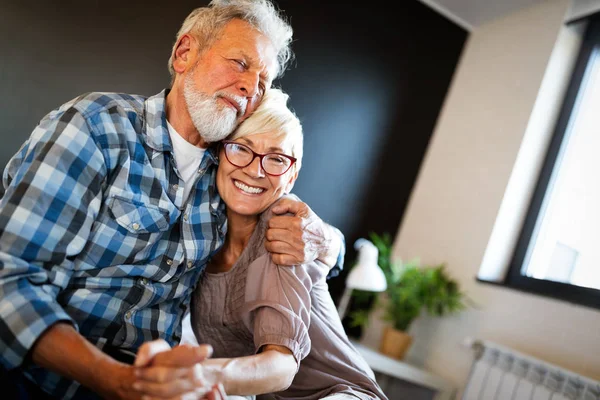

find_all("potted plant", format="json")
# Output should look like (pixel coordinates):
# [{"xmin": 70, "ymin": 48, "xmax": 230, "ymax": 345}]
[{"xmin": 349, "ymin": 232, "xmax": 467, "ymax": 360}]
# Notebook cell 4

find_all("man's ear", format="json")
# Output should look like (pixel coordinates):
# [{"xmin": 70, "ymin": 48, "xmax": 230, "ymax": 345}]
[{"xmin": 172, "ymin": 34, "xmax": 196, "ymax": 74}]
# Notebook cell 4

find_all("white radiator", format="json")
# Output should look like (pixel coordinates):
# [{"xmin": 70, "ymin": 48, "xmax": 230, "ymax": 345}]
[{"xmin": 462, "ymin": 338, "xmax": 600, "ymax": 400}]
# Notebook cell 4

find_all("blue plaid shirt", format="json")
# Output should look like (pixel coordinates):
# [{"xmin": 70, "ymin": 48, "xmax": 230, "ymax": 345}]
[{"xmin": 0, "ymin": 89, "xmax": 227, "ymax": 398}]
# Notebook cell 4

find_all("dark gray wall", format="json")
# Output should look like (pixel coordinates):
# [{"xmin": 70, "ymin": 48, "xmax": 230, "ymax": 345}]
[
  {"xmin": 0, "ymin": 0, "xmax": 195, "ymax": 169},
  {"xmin": 272, "ymin": 1, "xmax": 467, "ymax": 309},
  {"xmin": 0, "ymin": 1, "xmax": 467, "ymax": 306}
]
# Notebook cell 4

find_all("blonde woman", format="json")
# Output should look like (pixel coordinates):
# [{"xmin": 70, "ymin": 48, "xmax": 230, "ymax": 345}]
[{"xmin": 134, "ymin": 88, "xmax": 388, "ymax": 400}]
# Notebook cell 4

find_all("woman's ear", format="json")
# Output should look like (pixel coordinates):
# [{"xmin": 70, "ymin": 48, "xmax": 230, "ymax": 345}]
[{"xmin": 283, "ymin": 169, "xmax": 299, "ymax": 194}]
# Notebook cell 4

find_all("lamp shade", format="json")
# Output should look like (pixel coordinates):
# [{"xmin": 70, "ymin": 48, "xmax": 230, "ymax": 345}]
[{"xmin": 346, "ymin": 238, "xmax": 387, "ymax": 292}]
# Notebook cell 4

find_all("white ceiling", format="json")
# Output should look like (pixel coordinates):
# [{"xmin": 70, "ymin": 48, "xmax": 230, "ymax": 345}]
[{"xmin": 419, "ymin": 0, "xmax": 551, "ymax": 31}]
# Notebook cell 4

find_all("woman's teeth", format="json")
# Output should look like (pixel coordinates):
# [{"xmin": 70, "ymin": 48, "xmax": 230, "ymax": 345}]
[{"xmin": 234, "ymin": 180, "xmax": 264, "ymax": 194}]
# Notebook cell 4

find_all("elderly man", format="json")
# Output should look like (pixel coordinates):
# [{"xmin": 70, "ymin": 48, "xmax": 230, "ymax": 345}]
[{"xmin": 0, "ymin": 1, "xmax": 343, "ymax": 399}]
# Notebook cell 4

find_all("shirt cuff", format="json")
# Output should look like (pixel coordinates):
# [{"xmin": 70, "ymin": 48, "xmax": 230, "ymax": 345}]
[{"xmin": 326, "ymin": 227, "xmax": 345, "ymax": 279}]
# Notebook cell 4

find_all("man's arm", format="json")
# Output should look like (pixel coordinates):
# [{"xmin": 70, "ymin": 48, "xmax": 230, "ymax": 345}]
[
  {"xmin": 264, "ymin": 196, "xmax": 345, "ymax": 276},
  {"xmin": 32, "ymin": 330, "xmax": 218, "ymax": 400},
  {"xmin": 30, "ymin": 323, "xmax": 140, "ymax": 399},
  {"xmin": 0, "ymin": 107, "xmax": 133, "ymax": 396},
  {"xmin": 0, "ymin": 107, "xmax": 108, "ymax": 371}
]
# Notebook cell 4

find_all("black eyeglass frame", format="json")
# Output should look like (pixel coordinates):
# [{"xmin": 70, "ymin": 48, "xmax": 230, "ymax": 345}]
[{"xmin": 221, "ymin": 140, "xmax": 297, "ymax": 176}]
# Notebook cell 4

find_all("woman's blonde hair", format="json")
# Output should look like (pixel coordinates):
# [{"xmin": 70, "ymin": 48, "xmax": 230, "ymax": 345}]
[
  {"xmin": 168, "ymin": 0, "xmax": 294, "ymax": 80},
  {"xmin": 230, "ymin": 88, "xmax": 303, "ymax": 171}
]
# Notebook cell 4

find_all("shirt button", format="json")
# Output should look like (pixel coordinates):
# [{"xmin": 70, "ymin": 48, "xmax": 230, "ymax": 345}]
[
  {"xmin": 198, "ymin": 168, "xmax": 205, "ymax": 175},
  {"xmin": 140, "ymin": 278, "xmax": 148, "ymax": 285},
  {"xmin": 132, "ymin": 223, "xmax": 140, "ymax": 231},
  {"xmin": 166, "ymin": 258, "xmax": 173, "ymax": 266},
  {"xmin": 173, "ymin": 184, "xmax": 179, "ymax": 191},
  {"xmin": 187, "ymin": 261, "xmax": 194, "ymax": 269},
  {"xmin": 125, "ymin": 311, "xmax": 132, "ymax": 320},
  {"xmin": 183, "ymin": 214, "xmax": 189, "ymax": 222}
]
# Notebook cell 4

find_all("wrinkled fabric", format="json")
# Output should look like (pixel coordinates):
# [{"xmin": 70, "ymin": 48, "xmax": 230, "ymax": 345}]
[{"xmin": 192, "ymin": 195, "xmax": 388, "ymax": 400}]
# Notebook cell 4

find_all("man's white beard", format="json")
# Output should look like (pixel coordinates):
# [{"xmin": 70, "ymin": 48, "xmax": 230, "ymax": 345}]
[{"xmin": 183, "ymin": 74, "xmax": 241, "ymax": 143}]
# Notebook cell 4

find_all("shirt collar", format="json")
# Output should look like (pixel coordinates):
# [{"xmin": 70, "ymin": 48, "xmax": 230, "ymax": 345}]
[
  {"xmin": 206, "ymin": 143, "xmax": 220, "ymax": 165},
  {"xmin": 143, "ymin": 89, "xmax": 221, "ymax": 165},
  {"xmin": 143, "ymin": 89, "xmax": 173, "ymax": 153}
]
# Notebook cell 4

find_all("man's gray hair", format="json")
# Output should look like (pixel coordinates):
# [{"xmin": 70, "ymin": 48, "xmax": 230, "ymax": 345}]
[{"xmin": 168, "ymin": 0, "xmax": 294, "ymax": 80}]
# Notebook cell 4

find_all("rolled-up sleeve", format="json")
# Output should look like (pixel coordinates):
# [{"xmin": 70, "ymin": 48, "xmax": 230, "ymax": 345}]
[
  {"xmin": 0, "ymin": 107, "xmax": 105, "ymax": 369},
  {"xmin": 244, "ymin": 253, "xmax": 329, "ymax": 369}
]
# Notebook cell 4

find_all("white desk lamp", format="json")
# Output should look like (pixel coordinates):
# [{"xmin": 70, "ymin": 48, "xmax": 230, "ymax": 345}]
[{"xmin": 337, "ymin": 238, "xmax": 387, "ymax": 319}]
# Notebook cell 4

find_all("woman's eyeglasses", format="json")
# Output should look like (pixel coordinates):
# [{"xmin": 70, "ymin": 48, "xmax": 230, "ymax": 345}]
[{"xmin": 222, "ymin": 141, "xmax": 296, "ymax": 176}]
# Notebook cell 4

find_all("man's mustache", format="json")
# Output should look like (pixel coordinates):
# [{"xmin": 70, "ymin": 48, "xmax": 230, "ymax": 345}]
[{"xmin": 217, "ymin": 93, "xmax": 247, "ymax": 117}]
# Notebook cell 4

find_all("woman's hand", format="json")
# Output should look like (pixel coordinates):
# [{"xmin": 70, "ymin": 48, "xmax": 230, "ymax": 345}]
[{"xmin": 132, "ymin": 341, "xmax": 224, "ymax": 399}]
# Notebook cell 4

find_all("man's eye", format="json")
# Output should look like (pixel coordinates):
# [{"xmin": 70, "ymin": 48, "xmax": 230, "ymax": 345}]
[{"xmin": 234, "ymin": 60, "xmax": 247, "ymax": 69}]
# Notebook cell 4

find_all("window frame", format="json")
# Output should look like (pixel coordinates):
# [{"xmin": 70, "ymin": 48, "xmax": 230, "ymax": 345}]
[{"xmin": 501, "ymin": 16, "xmax": 600, "ymax": 310}]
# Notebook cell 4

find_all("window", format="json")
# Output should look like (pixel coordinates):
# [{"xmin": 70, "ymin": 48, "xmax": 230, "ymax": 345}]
[{"xmin": 505, "ymin": 16, "xmax": 600, "ymax": 309}]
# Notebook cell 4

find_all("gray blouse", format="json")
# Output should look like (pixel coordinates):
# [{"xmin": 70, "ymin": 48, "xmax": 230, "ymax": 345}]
[{"xmin": 191, "ymin": 196, "xmax": 388, "ymax": 400}]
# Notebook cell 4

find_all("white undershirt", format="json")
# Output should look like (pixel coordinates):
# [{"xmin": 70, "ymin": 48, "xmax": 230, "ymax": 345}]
[
  {"xmin": 167, "ymin": 121, "xmax": 206, "ymax": 203},
  {"xmin": 166, "ymin": 122, "xmax": 205, "ymax": 346}
]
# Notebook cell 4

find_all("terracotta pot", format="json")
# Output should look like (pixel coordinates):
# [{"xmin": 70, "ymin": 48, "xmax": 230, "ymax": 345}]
[{"xmin": 379, "ymin": 326, "xmax": 413, "ymax": 360}]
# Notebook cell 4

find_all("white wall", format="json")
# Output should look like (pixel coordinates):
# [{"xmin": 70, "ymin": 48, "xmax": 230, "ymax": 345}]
[{"xmin": 360, "ymin": 0, "xmax": 600, "ymax": 395}]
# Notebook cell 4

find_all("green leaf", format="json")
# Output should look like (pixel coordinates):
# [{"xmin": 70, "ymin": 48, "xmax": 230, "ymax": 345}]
[
  {"xmin": 348, "ymin": 232, "xmax": 469, "ymax": 333},
  {"xmin": 348, "ymin": 309, "xmax": 371, "ymax": 329}
]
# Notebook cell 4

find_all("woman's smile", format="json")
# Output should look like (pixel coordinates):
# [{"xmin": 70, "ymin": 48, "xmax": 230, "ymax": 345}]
[{"xmin": 232, "ymin": 178, "xmax": 266, "ymax": 195}]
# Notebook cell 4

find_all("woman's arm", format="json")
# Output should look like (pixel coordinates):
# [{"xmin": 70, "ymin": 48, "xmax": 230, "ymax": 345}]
[
  {"xmin": 133, "ymin": 344, "xmax": 297, "ymax": 397},
  {"xmin": 202, "ymin": 344, "xmax": 297, "ymax": 395}
]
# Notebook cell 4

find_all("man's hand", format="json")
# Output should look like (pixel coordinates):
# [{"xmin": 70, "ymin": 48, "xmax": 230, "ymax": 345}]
[
  {"xmin": 132, "ymin": 340, "xmax": 225, "ymax": 399},
  {"xmin": 266, "ymin": 197, "xmax": 341, "ymax": 267}
]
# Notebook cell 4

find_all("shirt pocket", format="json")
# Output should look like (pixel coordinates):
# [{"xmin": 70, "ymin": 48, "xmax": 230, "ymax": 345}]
[{"xmin": 108, "ymin": 195, "xmax": 171, "ymax": 233}]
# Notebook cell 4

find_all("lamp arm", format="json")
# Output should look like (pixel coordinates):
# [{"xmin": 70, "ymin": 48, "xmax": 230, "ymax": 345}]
[{"xmin": 337, "ymin": 287, "xmax": 353, "ymax": 319}]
